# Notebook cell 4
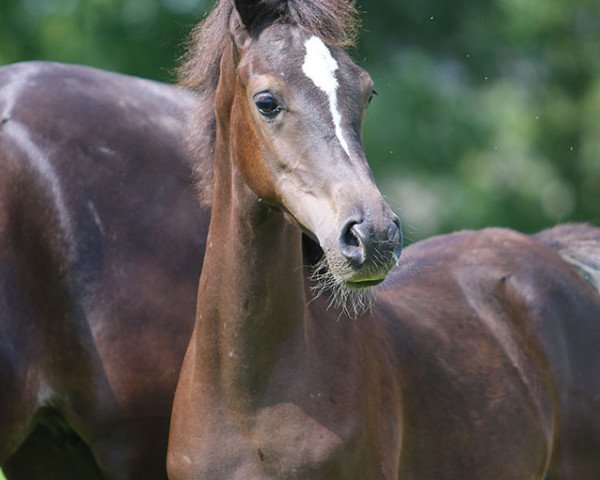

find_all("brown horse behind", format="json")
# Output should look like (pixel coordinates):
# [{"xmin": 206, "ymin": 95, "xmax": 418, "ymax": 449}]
[{"xmin": 0, "ymin": 61, "xmax": 209, "ymax": 479}]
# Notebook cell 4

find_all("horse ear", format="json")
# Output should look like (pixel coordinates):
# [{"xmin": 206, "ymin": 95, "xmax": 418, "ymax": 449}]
[
  {"xmin": 233, "ymin": 0, "xmax": 261, "ymax": 31},
  {"xmin": 231, "ymin": 0, "xmax": 285, "ymax": 45},
  {"xmin": 229, "ymin": 7, "xmax": 251, "ymax": 50}
]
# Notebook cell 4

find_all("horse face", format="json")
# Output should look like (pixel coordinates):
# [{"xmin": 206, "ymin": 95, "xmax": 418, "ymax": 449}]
[{"xmin": 232, "ymin": 23, "xmax": 402, "ymax": 289}]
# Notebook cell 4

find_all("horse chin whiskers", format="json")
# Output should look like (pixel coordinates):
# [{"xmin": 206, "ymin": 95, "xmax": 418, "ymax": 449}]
[{"xmin": 309, "ymin": 254, "xmax": 375, "ymax": 318}]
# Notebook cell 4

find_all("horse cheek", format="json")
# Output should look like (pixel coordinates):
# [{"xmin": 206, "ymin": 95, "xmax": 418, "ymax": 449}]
[{"xmin": 234, "ymin": 102, "xmax": 279, "ymax": 203}]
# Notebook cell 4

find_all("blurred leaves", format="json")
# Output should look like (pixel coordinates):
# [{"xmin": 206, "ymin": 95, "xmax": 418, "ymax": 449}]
[
  {"xmin": 357, "ymin": 0, "xmax": 600, "ymax": 239},
  {"xmin": 0, "ymin": 0, "xmax": 207, "ymax": 80},
  {"xmin": 0, "ymin": 0, "xmax": 598, "ymax": 240}
]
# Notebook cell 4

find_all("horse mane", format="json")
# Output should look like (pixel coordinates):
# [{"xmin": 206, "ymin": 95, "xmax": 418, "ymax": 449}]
[{"xmin": 178, "ymin": 0, "xmax": 359, "ymax": 205}]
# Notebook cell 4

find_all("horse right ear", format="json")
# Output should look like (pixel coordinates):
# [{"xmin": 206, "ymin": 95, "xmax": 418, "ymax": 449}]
[
  {"xmin": 231, "ymin": 0, "xmax": 285, "ymax": 48},
  {"xmin": 233, "ymin": 0, "xmax": 260, "ymax": 31}
]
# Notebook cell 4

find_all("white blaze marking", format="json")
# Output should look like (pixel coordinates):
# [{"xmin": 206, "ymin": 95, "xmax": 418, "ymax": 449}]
[{"xmin": 302, "ymin": 36, "xmax": 351, "ymax": 158}]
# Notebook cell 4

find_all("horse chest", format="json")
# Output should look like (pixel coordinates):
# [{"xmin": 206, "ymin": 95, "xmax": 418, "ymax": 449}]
[{"xmin": 191, "ymin": 401, "xmax": 392, "ymax": 479}]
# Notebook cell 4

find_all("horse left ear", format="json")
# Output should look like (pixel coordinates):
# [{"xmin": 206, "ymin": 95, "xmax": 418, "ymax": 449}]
[
  {"xmin": 231, "ymin": 0, "xmax": 285, "ymax": 46},
  {"xmin": 229, "ymin": 7, "xmax": 251, "ymax": 50}
]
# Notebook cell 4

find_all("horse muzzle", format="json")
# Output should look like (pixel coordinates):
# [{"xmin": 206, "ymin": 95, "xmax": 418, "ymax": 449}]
[{"xmin": 338, "ymin": 215, "xmax": 402, "ymax": 287}]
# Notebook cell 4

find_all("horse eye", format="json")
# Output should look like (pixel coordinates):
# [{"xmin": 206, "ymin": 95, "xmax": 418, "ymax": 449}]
[{"xmin": 254, "ymin": 92, "xmax": 281, "ymax": 117}]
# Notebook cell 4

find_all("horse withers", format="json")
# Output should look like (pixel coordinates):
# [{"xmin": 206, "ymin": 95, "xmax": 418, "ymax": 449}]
[
  {"xmin": 167, "ymin": 0, "xmax": 600, "ymax": 479},
  {"xmin": 0, "ymin": 61, "xmax": 209, "ymax": 479}
]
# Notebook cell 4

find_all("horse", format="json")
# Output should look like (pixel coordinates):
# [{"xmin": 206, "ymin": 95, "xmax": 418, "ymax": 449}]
[
  {"xmin": 166, "ymin": 0, "xmax": 600, "ymax": 479},
  {"xmin": 1, "ymin": 1, "xmax": 598, "ymax": 479},
  {"xmin": 0, "ymin": 61, "xmax": 211, "ymax": 478}
]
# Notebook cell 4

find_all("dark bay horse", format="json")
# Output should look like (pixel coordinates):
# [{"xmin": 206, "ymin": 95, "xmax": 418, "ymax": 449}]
[
  {"xmin": 167, "ymin": 0, "xmax": 600, "ymax": 479},
  {"xmin": 0, "ymin": 61, "xmax": 210, "ymax": 478}
]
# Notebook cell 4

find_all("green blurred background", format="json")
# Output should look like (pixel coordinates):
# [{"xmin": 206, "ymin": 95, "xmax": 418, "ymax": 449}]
[{"xmin": 0, "ymin": 0, "xmax": 598, "ymax": 242}]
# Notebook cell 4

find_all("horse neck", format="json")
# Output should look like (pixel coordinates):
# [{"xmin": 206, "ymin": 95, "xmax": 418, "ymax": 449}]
[{"xmin": 192, "ymin": 48, "xmax": 305, "ymax": 411}]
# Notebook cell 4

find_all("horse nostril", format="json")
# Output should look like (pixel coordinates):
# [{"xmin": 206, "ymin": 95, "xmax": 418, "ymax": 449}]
[
  {"xmin": 390, "ymin": 217, "xmax": 403, "ymax": 262},
  {"xmin": 340, "ymin": 217, "xmax": 402, "ymax": 269},
  {"xmin": 343, "ymin": 221, "xmax": 360, "ymax": 248},
  {"xmin": 389, "ymin": 218, "xmax": 402, "ymax": 244},
  {"xmin": 340, "ymin": 220, "xmax": 365, "ymax": 267}
]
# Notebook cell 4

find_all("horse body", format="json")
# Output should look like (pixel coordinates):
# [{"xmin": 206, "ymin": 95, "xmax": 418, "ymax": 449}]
[{"xmin": 0, "ymin": 61, "xmax": 209, "ymax": 478}]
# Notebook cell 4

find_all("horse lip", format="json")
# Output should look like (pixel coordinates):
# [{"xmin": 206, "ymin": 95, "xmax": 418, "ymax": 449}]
[{"xmin": 345, "ymin": 278, "xmax": 385, "ymax": 289}]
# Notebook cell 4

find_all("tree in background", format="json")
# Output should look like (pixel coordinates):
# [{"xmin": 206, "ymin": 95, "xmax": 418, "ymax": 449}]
[
  {"xmin": 1, "ymin": 0, "xmax": 598, "ymax": 241},
  {"xmin": 359, "ymin": 0, "xmax": 600, "ymax": 240}
]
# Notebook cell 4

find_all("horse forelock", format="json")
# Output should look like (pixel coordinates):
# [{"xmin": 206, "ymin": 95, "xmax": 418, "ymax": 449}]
[
  {"xmin": 179, "ymin": 0, "xmax": 359, "ymax": 206},
  {"xmin": 180, "ymin": 0, "xmax": 358, "ymax": 91}
]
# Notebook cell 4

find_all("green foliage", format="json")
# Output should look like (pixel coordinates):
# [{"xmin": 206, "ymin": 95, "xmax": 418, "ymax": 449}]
[
  {"xmin": 358, "ymin": 0, "xmax": 600, "ymax": 239},
  {"xmin": 0, "ymin": 0, "xmax": 206, "ymax": 81},
  {"xmin": 1, "ymin": 0, "xmax": 598, "ymax": 241}
]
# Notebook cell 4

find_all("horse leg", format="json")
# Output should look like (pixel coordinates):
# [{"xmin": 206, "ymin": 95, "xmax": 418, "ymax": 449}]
[
  {"xmin": 3, "ymin": 411, "xmax": 171, "ymax": 480},
  {"xmin": 78, "ymin": 417, "xmax": 171, "ymax": 480},
  {"xmin": 2, "ymin": 422, "xmax": 103, "ymax": 480},
  {"xmin": 0, "ymin": 327, "xmax": 103, "ymax": 479},
  {"xmin": 0, "ymin": 267, "xmax": 40, "ymax": 467},
  {"xmin": 0, "ymin": 361, "xmax": 35, "ymax": 468}
]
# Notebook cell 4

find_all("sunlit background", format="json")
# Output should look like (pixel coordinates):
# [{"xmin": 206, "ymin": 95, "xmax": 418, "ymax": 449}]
[{"xmin": 1, "ymin": 0, "xmax": 599, "ymax": 242}]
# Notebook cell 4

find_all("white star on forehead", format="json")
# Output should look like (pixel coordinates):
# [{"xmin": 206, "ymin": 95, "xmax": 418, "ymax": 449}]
[{"xmin": 302, "ymin": 36, "xmax": 351, "ymax": 158}]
